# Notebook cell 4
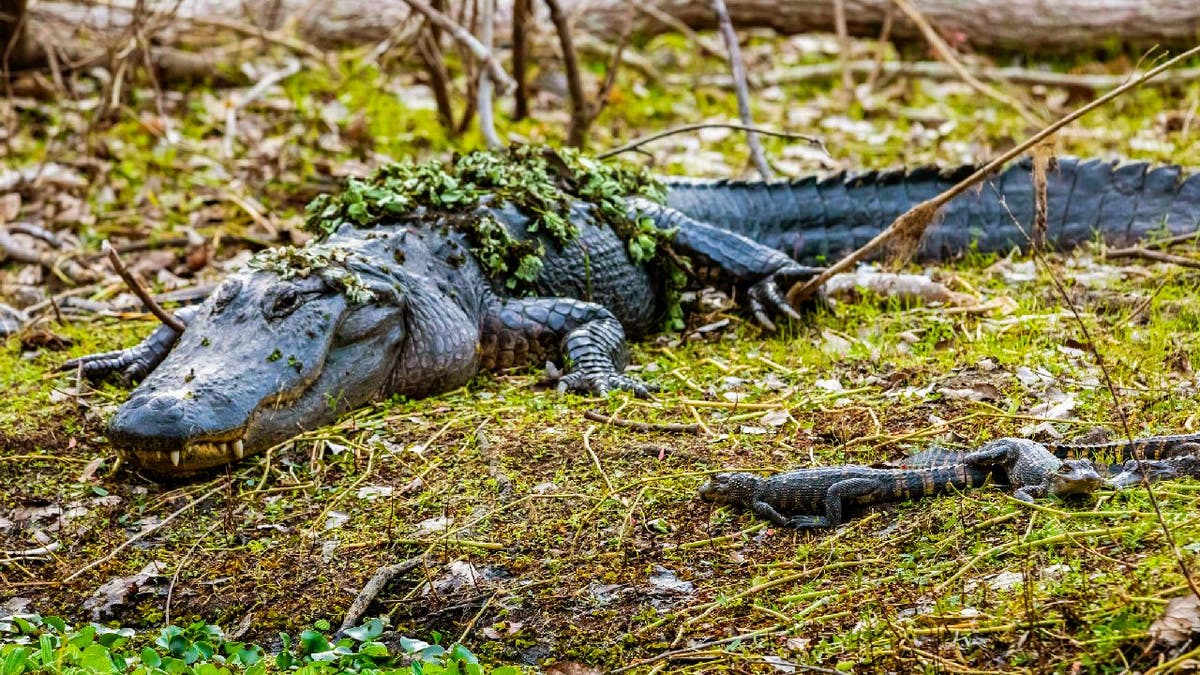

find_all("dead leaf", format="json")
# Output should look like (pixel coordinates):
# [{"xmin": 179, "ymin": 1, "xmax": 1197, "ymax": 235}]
[
  {"xmin": 1150, "ymin": 594, "xmax": 1200, "ymax": 647},
  {"xmin": 82, "ymin": 561, "xmax": 168, "ymax": 620},
  {"xmin": 0, "ymin": 193, "xmax": 19, "ymax": 223},
  {"xmin": 78, "ymin": 457, "xmax": 106, "ymax": 482}
]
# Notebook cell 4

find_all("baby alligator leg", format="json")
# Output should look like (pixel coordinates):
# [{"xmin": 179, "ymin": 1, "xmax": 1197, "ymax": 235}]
[{"xmin": 788, "ymin": 477, "xmax": 880, "ymax": 529}]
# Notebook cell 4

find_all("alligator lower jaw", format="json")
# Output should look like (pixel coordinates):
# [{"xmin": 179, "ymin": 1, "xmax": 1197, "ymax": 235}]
[{"xmin": 119, "ymin": 437, "xmax": 249, "ymax": 476}]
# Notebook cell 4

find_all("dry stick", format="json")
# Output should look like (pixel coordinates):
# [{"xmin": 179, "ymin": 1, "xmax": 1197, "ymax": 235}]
[
  {"xmin": 710, "ymin": 0, "xmax": 770, "ymax": 178},
  {"xmin": 862, "ymin": 5, "xmax": 894, "ymax": 94},
  {"xmin": 65, "ymin": 481, "xmax": 229, "ymax": 582},
  {"xmin": 164, "ymin": 519, "xmax": 221, "ymax": 626},
  {"xmin": 688, "ymin": 61, "xmax": 1200, "ymax": 92},
  {"xmin": 102, "ymin": 240, "xmax": 185, "ymax": 332},
  {"xmin": 989, "ymin": 187, "xmax": 1200, "ymax": 600},
  {"xmin": 475, "ymin": 0, "xmax": 501, "ymax": 149},
  {"xmin": 544, "ymin": 0, "xmax": 587, "ymax": 147},
  {"xmin": 584, "ymin": 0, "xmax": 635, "ymax": 127},
  {"xmin": 788, "ymin": 42, "xmax": 1200, "ymax": 306},
  {"xmin": 634, "ymin": 3, "xmax": 723, "ymax": 58},
  {"xmin": 510, "ymin": 0, "xmax": 532, "ymax": 120},
  {"xmin": 338, "ymin": 556, "xmax": 423, "ymax": 633},
  {"xmin": 831, "ymin": 0, "xmax": 853, "ymax": 93},
  {"xmin": 400, "ymin": 0, "xmax": 514, "ymax": 94},
  {"xmin": 598, "ymin": 123, "xmax": 824, "ymax": 160},
  {"xmin": 583, "ymin": 409, "xmax": 700, "ymax": 434},
  {"xmin": 888, "ymin": 0, "xmax": 1042, "ymax": 128},
  {"xmin": 1105, "ymin": 246, "xmax": 1200, "ymax": 269},
  {"xmin": 582, "ymin": 425, "xmax": 616, "ymax": 494}
]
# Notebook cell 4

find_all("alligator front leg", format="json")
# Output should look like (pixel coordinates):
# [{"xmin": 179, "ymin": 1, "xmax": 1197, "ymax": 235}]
[
  {"xmin": 630, "ymin": 199, "xmax": 823, "ymax": 331},
  {"xmin": 481, "ymin": 297, "xmax": 653, "ymax": 397},
  {"xmin": 62, "ymin": 306, "xmax": 198, "ymax": 383}
]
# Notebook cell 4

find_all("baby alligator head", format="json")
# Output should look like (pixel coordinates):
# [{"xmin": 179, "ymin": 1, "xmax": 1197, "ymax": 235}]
[
  {"xmin": 699, "ymin": 472, "xmax": 760, "ymax": 506},
  {"xmin": 1047, "ymin": 458, "xmax": 1105, "ymax": 497},
  {"xmin": 106, "ymin": 237, "xmax": 419, "ymax": 476}
]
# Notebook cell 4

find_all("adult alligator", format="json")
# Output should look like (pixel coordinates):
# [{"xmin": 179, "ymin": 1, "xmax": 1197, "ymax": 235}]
[{"xmin": 67, "ymin": 153, "xmax": 1200, "ymax": 476}]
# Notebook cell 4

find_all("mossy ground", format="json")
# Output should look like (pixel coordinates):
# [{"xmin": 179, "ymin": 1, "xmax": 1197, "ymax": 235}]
[{"xmin": 3, "ymin": 32, "xmax": 1200, "ymax": 673}]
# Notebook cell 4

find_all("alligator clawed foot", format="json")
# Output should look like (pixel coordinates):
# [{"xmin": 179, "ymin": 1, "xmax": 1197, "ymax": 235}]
[
  {"xmin": 784, "ymin": 515, "xmax": 829, "ymax": 529},
  {"xmin": 746, "ymin": 264, "xmax": 824, "ymax": 332},
  {"xmin": 556, "ymin": 370, "xmax": 656, "ymax": 399}
]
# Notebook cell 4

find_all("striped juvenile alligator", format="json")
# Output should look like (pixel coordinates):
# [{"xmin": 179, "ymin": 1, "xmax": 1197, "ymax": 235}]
[
  {"xmin": 700, "ymin": 438, "xmax": 1108, "ymax": 530},
  {"xmin": 895, "ymin": 438, "xmax": 1104, "ymax": 502},
  {"xmin": 1108, "ymin": 454, "xmax": 1200, "ymax": 489},
  {"xmin": 1048, "ymin": 433, "xmax": 1200, "ymax": 464},
  {"xmin": 67, "ymin": 155, "xmax": 1200, "ymax": 476},
  {"xmin": 698, "ymin": 464, "xmax": 997, "ymax": 529}
]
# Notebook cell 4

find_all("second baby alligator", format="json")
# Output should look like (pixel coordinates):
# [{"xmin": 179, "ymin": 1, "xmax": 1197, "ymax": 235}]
[{"xmin": 67, "ymin": 151, "xmax": 1200, "ymax": 475}]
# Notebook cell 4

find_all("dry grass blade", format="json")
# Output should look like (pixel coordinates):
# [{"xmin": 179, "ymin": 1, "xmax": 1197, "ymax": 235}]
[{"xmin": 599, "ymin": 123, "xmax": 824, "ymax": 159}]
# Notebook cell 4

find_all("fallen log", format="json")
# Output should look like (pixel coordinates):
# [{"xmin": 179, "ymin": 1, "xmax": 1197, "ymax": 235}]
[
  {"xmin": 18, "ymin": 0, "xmax": 1200, "ymax": 59},
  {"xmin": 583, "ymin": 0, "xmax": 1200, "ymax": 53}
]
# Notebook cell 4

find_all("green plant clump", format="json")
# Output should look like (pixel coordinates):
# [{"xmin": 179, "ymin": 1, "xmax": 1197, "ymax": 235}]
[
  {"xmin": 0, "ymin": 614, "xmax": 518, "ymax": 675},
  {"xmin": 248, "ymin": 243, "xmax": 374, "ymax": 304},
  {"xmin": 301, "ymin": 147, "xmax": 685, "ymax": 327}
]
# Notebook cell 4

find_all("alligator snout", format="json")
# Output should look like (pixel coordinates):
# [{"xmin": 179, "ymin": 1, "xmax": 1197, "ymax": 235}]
[{"xmin": 108, "ymin": 388, "xmax": 249, "ymax": 475}]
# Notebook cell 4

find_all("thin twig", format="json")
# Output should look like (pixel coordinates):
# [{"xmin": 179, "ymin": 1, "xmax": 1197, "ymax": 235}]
[
  {"xmin": 400, "ymin": 0, "xmax": 514, "ymax": 94},
  {"xmin": 788, "ymin": 42, "xmax": 1200, "ymax": 306},
  {"xmin": 832, "ymin": 0, "xmax": 853, "ymax": 93},
  {"xmin": 634, "ymin": 3, "xmax": 723, "ymax": 58},
  {"xmin": 544, "ymin": 0, "xmax": 587, "ymax": 147},
  {"xmin": 598, "ymin": 123, "xmax": 823, "ymax": 160},
  {"xmin": 475, "ymin": 0, "xmax": 501, "ymax": 149},
  {"xmin": 102, "ymin": 240, "xmax": 185, "ymax": 332},
  {"xmin": 585, "ymin": 0, "xmax": 635, "ymax": 127},
  {"xmin": 709, "ymin": 0, "xmax": 770, "ymax": 177},
  {"xmin": 582, "ymin": 425, "xmax": 616, "ymax": 495},
  {"xmin": 65, "ymin": 481, "xmax": 229, "ymax": 582},
  {"xmin": 338, "ymin": 556, "xmax": 423, "ymax": 633},
  {"xmin": 685, "ymin": 61, "xmax": 1200, "ymax": 92},
  {"xmin": 510, "ymin": 0, "xmax": 532, "ymax": 120},
  {"xmin": 888, "ymin": 0, "xmax": 1042, "ymax": 128},
  {"xmin": 1105, "ymin": 247, "xmax": 1200, "ymax": 269},
  {"xmin": 583, "ymin": 409, "xmax": 701, "ymax": 434}
]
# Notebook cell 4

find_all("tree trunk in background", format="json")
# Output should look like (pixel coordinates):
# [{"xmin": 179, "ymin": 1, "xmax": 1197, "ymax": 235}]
[
  {"xmin": 1, "ymin": 0, "xmax": 37, "ymax": 69},
  {"xmin": 18, "ymin": 0, "xmax": 1200, "ymax": 56},
  {"xmin": 579, "ymin": 0, "xmax": 1200, "ymax": 53}
]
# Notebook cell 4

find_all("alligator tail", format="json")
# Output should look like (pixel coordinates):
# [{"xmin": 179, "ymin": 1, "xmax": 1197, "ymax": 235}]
[
  {"xmin": 1049, "ymin": 433, "xmax": 1200, "ymax": 462},
  {"xmin": 664, "ymin": 158, "xmax": 1200, "ymax": 266}
]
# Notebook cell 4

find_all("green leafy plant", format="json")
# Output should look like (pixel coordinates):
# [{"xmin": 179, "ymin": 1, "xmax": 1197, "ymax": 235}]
[{"xmin": 0, "ymin": 615, "xmax": 517, "ymax": 675}]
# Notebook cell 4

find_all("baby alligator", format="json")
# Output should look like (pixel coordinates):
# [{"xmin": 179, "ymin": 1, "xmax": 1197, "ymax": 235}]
[
  {"xmin": 698, "ymin": 464, "xmax": 994, "ymax": 529},
  {"xmin": 1049, "ymin": 433, "xmax": 1200, "ymax": 463},
  {"xmin": 897, "ymin": 438, "xmax": 1104, "ymax": 502},
  {"xmin": 1107, "ymin": 455, "xmax": 1200, "ymax": 489}
]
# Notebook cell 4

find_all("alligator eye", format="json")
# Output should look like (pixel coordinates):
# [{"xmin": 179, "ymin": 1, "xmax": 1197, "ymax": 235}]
[{"xmin": 267, "ymin": 286, "xmax": 302, "ymax": 318}]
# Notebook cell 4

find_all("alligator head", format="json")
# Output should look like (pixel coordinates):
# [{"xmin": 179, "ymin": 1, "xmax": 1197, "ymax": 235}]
[
  {"xmin": 106, "ymin": 228, "xmax": 480, "ymax": 476},
  {"xmin": 699, "ymin": 472, "xmax": 759, "ymax": 505},
  {"xmin": 1049, "ymin": 458, "xmax": 1105, "ymax": 497}
]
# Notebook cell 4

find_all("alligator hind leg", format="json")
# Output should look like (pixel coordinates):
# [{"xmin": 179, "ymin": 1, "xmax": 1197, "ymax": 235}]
[
  {"xmin": 481, "ymin": 297, "xmax": 653, "ymax": 397},
  {"xmin": 62, "ymin": 307, "xmax": 197, "ymax": 383}
]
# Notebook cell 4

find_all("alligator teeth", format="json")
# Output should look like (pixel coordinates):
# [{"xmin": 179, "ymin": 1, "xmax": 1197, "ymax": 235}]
[
  {"xmin": 233, "ymin": 439, "xmax": 244, "ymax": 459},
  {"xmin": 170, "ymin": 450, "xmax": 181, "ymax": 467}
]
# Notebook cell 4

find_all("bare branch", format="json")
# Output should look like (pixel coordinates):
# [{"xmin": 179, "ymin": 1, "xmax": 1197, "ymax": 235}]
[
  {"xmin": 598, "ymin": 123, "xmax": 824, "ymax": 160},
  {"xmin": 401, "ymin": 0, "xmax": 514, "ymax": 94},
  {"xmin": 710, "ymin": 0, "xmax": 771, "ymax": 178},
  {"xmin": 103, "ymin": 240, "xmax": 186, "ymax": 333},
  {"xmin": 889, "ymin": 0, "xmax": 1043, "ymax": 127},
  {"xmin": 476, "ymin": 0, "xmax": 501, "ymax": 149},
  {"xmin": 545, "ymin": 0, "xmax": 588, "ymax": 147},
  {"xmin": 511, "ymin": 0, "xmax": 532, "ymax": 120}
]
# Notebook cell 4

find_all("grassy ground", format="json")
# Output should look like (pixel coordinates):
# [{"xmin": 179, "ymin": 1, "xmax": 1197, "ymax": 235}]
[{"xmin": 3, "ymin": 32, "xmax": 1200, "ymax": 673}]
